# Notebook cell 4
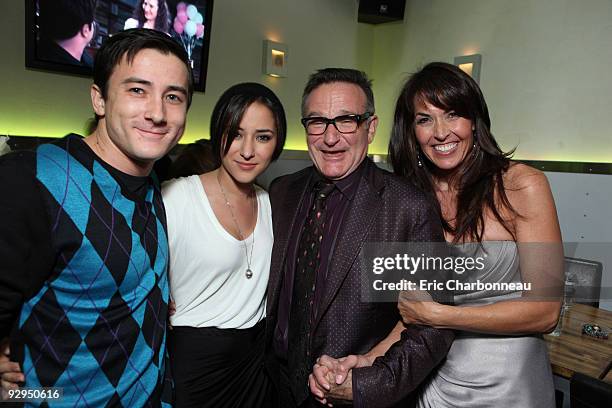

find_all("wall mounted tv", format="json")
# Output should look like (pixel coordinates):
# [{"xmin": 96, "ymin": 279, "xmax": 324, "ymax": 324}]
[{"xmin": 25, "ymin": 0, "xmax": 214, "ymax": 92}]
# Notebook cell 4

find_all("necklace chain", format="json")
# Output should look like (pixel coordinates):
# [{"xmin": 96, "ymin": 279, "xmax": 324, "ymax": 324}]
[{"xmin": 217, "ymin": 173, "xmax": 256, "ymax": 279}]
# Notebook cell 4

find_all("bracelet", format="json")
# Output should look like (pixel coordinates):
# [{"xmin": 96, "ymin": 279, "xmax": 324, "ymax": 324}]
[{"xmin": 582, "ymin": 323, "xmax": 609, "ymax": 339}]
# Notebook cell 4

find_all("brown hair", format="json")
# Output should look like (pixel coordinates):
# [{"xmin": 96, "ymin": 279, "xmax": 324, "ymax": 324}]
[{"xmin": 389, "ymin": 62, "xmax": 517, "ymax": 243}]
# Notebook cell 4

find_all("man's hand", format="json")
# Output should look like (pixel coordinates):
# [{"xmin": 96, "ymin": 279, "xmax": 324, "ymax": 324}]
[
  {"xmin": 309, "ymin": 354, "xmax": 371, "ymax": 405},
  {"xmin": 0, "ymin": 338, "xmax": 23, "ymax": 401},
  {"xmin": 326, "ymin": 369, "xmax": 353, "ymax": 404}
]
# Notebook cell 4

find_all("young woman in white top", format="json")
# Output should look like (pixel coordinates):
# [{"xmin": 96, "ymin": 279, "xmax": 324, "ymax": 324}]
[{"xmin": 163, "ymin": 83, "xmax": 286, "ymax": 407}]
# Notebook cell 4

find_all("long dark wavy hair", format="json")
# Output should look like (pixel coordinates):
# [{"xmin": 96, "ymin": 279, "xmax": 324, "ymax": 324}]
[
  {"xmin": 132, "ymin": 0, "xmax": 170, "ymax": 33},
  {"xmin": 389, "ymin": 62, "xmax": 517, "ymax": 243}
]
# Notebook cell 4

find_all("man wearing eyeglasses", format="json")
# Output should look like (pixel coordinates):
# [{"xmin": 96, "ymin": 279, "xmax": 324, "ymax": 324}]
[{"xmin": 266, "ymin": 68, "xmax": 454, "ymax": 407}]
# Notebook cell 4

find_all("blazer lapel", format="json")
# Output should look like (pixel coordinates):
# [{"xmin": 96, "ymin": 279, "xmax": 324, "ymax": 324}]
[
  {"xmin": 267, "ymin": 169, "xmax": 313, "ymax": 316},
  {"xmin": 314, "ymin": 161, "xmax": 385, "ymax": 328}
]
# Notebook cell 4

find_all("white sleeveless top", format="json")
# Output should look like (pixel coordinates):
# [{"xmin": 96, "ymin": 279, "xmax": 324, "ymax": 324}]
[{"xmin": 162, "ymin": 175, "xmax": 272, "ymax": 329}]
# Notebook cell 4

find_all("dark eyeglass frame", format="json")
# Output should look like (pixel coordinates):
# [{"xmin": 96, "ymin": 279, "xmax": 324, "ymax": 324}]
[{"xmin": 300, "ymin": 112, "xmax": 373, "ymax": 135}]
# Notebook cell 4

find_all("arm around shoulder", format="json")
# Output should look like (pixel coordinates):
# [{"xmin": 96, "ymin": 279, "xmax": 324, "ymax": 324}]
[
  {"xmin": 0, "ymin": 152, "xmax": 54, "ymax": 336},
  {"xmin": 351, "ymin": 180, "xmax": 453, "ymax": 407}
]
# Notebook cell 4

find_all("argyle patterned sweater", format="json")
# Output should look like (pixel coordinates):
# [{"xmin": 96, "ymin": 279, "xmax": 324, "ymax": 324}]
[{"xmin": 0, "ymin": 135, "xmax": 170, "ymax": 407}]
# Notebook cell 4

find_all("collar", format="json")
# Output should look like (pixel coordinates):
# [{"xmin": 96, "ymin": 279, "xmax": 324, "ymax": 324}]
[{"xmin": 311, "ymin": 158, "xmax": 368, "ymax": 201}]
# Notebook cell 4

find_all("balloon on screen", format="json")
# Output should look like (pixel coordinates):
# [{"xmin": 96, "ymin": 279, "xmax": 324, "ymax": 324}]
[
  {"xmin": 177, "ymin": 10, "xmax": 188, "ymax": 24},
  {"xmin": 173, "ymin": 19, "xmax": 184, "ymax": 34},
  {"xmin": 186, "ymin": 5, "xmax": 198, "ymax": 20},
  {"xmin": 184, "ymin": 20, "xmax": 197, "ymax": 37}
]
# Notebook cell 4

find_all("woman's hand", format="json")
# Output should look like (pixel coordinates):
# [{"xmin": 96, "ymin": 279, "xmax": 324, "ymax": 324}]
[{"xmin": 397, "ymin": 290, "xmax": 445, "ymax": 326}]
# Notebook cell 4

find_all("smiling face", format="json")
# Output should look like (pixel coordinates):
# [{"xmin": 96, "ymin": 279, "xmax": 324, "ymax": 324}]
[
  {"xmin": 304, "ymin": 82, "xmax": 377, "ymax": 180},
  {"xmin": 414, "ymin": 98, "xmax": 474, "ymax": 174},
  {"xmin": 90, "ymin": 48, "xmax": 189, "ymax": 176},
  {"xmin": 219, "ymin": 101, "xmax": 277, "ymax": 185},
  {"xmin": 142, "ymin": 0, "xmax": 159, "ymax": 22}
]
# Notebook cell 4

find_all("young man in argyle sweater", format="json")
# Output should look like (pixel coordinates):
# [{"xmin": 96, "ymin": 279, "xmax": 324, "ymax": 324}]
[{"xmin": 0, "ymin": 28, "xmax": 193, "ymax": 406}]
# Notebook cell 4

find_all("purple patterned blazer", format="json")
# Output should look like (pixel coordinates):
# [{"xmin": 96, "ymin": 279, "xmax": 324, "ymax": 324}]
[{"xmin": 266, "ymin": 159, "xmax": 455, "ymax": 408}]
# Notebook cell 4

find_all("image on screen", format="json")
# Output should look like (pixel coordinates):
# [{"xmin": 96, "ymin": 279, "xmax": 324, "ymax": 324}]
[{"xmin": 26, "ymin": 0, "xmax": 214, "ymax": 91}]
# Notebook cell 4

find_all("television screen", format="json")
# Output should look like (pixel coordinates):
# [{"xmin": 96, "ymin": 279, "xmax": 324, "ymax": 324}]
[{"xmin": 25, "ymin": 0, "xmax": 214, "ymax": 91}]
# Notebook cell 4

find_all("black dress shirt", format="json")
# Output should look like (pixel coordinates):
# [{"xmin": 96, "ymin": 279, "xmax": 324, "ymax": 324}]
[{"xmin": 273, "ymin": 160, "xmax": 366, "ymax": 359}]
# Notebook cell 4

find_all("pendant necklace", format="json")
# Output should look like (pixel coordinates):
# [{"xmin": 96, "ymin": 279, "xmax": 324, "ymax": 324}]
[{"xmin": 217, "ymin": 173, "xmax": 256, "ymax": 279}]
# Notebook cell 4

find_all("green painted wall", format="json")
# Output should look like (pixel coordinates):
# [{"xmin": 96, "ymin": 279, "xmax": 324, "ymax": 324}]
[
  {"xmin": 3, "ymin": 0, "xmax": 611, "ymax": 161},
  {"xmin": 0, "ymin": 0, "xmax": 379, "ymax": 152},
  {"xmin": 370, "ymin": 0, "xmax": 612, "ymax": 163}
]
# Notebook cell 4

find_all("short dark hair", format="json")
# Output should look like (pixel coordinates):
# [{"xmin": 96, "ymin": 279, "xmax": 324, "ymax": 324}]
[
  {"xmin": 93, "ymin": 28, "xmax": 194, "ymax": 111},
  {"xmin": 210, "ymin": 83, "xmax": 287, "ymax": 167},
  {"xmin": 39, "ymin": 0, "xmax": 97, "ymax": 40},
  {"xmin": 132, "ymin": 0, "xmax": 171, "ymax": 33},
  {"xmin": 301, "ymin": 68, "xmax": 375, "ymax": 116}
]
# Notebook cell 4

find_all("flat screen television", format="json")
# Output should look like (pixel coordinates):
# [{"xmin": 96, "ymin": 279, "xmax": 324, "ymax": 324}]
[{"xmin": 25, "ymin": 0, "xmax": 214, "ymax": 91}]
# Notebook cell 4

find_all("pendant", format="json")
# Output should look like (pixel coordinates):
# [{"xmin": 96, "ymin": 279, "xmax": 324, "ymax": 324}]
[{"xmin": 245, "ymin": 268, "xmax": 253, "ymax": 279}]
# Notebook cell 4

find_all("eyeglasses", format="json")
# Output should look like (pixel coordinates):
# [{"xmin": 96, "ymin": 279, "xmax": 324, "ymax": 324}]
[{"xmin": 301, "ymin": 112, "xmax": 373, "ymax": 136}]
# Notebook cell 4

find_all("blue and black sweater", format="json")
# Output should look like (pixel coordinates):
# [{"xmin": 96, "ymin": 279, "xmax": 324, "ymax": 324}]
[{"xmin": 0, "ymin": 134, "xmax": 170, "ymax": 407}]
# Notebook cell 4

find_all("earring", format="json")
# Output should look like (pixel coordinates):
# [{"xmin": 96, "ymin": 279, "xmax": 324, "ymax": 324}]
[{"xmin": 417, "ymin": 152, "xmax": 423, "ymax": 168}]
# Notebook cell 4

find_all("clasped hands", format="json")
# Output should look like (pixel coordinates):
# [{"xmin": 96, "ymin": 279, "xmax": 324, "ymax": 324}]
[
  {"xmin": 308, "ymin": 354, "xmax": 372, "ymax": 406},
  {"xmin": 308, "ymin": 290, "xmax": 439, "ymax": 405}
]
